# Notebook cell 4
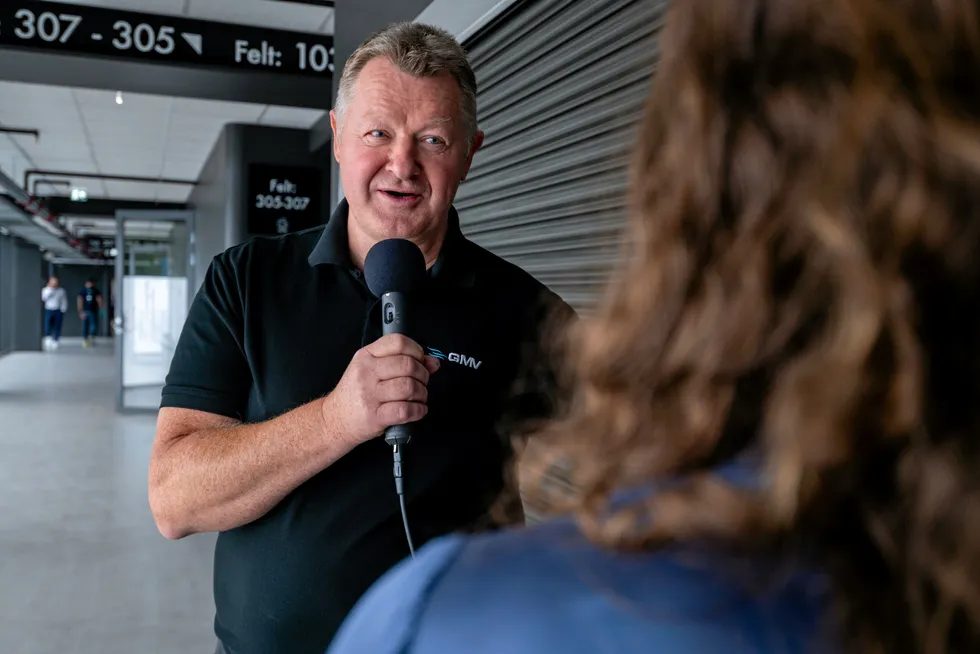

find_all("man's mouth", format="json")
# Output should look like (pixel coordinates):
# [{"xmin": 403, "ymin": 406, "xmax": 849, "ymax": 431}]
[{"xmin": 381, "ymin": 190, "xmax": 420, "ymax": 199}]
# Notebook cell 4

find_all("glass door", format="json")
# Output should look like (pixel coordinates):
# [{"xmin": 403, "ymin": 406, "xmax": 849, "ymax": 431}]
[{"xmin": 114, "ymin": 210, "xmax": 195, "ymax": 413}]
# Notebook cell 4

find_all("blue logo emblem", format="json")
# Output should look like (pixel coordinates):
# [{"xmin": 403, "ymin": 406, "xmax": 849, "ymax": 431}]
[
  {"xmin": 427, "ymin": 347, "xmax": 448, "ymax": 361},
  {"xmin": 426, "ymin": 346, "xmax": 482, "ymax": 370}
]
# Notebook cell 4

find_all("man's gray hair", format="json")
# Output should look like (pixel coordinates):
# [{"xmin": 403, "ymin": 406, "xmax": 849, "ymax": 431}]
[{"xmin": 334, "ymin": 22, "xmax": 478, "ymax": 143}]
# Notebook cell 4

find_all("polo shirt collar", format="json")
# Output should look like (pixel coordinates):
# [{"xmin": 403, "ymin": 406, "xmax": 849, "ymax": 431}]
[{"xmin": 308, "ymin": 198, "xmax": 475, "ymax": 288}]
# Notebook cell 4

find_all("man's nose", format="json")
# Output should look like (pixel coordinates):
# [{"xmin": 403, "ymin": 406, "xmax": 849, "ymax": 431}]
[{"xmin": 386, "ymin": 137, "xmax": 420, "ymax": 180}]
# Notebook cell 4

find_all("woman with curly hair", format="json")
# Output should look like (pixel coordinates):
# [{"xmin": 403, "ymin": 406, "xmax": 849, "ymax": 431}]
[{"xmin": 328, "ymin": 0, "xmax": 980, "ymax": 652}]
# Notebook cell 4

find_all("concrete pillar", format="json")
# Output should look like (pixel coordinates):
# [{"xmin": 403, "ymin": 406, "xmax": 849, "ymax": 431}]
[
  {"xmin": 12, "ymin": 238, "xmax": 42, "ymax": 351},
  {"xmin": 0, "ymin": 234, "xmax": 14, "ymax": 355},
  {"xmin": 187, "ymin": 124, "xmax": 331, "ymax": 291}
]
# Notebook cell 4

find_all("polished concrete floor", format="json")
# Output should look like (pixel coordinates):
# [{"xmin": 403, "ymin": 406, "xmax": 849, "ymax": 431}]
[{"xmin": 0, "ymin": 342, "xmax": 216, "ymax": 654}]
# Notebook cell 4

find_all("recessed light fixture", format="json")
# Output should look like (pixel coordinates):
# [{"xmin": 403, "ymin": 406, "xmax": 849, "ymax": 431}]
[{"xmin": 115, "ymin": 91, "xmax": 124, "ymax": 105}]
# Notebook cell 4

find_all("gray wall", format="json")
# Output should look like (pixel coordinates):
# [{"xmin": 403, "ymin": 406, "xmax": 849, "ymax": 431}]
[
  {"xmin": 187, "ymin": 127, "xmax": 234, "ymax": 292},
  {"xmin": 326, "ymin": 0, "xmax": 435, "ymax": 211},
  {"xmin": 188, "ymin": 123, "xmax": 331, "ymax": 291},
  {"xmin": 169, "ymin": 222, "xmax": 190, "ymax": 278},
  {"xmin": 12, "ymin": 239, "xmax": 42, "ymax": 351},
  {"xmin": 0, "ymin": 235, "xmax": 15, "ymax": 355}
]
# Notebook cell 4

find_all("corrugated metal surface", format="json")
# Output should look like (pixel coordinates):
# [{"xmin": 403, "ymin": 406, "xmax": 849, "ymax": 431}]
[{"xmin": 457, "ymin": 0, "xmax": 667, "ymax": 310}]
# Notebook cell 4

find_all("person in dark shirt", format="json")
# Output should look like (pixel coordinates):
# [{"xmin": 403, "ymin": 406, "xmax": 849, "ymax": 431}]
[
  {"xmin": 148, "ymin": 22, "xmax": 572, "ymax": 654},
  {"xmin": 77, "ymin": 279, "xmax": 102, "ymax": 347}
]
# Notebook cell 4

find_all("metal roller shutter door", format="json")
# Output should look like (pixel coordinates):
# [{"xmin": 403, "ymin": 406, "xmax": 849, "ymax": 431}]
[{"xmin": 456, "ymin": 0, "xmax": 667, "ymax": 311}]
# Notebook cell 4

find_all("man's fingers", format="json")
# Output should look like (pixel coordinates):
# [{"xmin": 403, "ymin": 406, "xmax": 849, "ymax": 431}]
[
  {"xmin": 375, "ymin": 355, "xmax": 430, "ymax": 384},
  {"xmin": 377, "ymin": 401, "xmax": 428, "ymax": 427},
  {"xmin": 377, "ymin": 378, "xmax": 428, "ymax": 404},
  {"xmin": 423, "ymin": 356, "xmax": 441, "ymax": 374},
  {"xmin": 366, "ymin": 334, "xmax": 425, "ymax": 361}
]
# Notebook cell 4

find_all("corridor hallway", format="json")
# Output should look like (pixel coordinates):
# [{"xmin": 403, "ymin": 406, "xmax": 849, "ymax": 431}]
[{"xmin": 0, "ymin": 343, "xmax": 216, "ymax": 654}]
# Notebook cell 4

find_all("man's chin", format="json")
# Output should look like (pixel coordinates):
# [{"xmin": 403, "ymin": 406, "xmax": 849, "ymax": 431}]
[{"xmin": 367, "ymin": 208, "xmax": 440, "ymax": 240}]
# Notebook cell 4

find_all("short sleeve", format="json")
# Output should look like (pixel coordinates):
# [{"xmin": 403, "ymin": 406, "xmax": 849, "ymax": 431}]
[
  {"xmin": 327, "ymin": 536, "xmax": 467, "ymax": 654},
  {"xmin": 160, "ymin": 254, "xmax": 252, "ymax": 420}
]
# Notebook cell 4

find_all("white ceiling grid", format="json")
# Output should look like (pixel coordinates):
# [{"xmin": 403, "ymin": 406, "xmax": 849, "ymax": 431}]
[{"xmin": 0, "ymin": 0, "xmax": 333, "ymax": 204}]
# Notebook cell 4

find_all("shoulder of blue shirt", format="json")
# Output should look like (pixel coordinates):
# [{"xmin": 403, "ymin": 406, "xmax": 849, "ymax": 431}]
[{"xmin": 327, "ymin": 458, "xmax": 834, "ymax": 654}]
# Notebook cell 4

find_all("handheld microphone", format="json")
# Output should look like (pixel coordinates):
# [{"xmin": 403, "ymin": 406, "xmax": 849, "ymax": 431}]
[
  {"xmin": 364, "ymin": 238, "xmax": 427, "ymax": 446},
  {"xmin": 364, "ymin": 238, "xmax": 427, "ymax": 557}
]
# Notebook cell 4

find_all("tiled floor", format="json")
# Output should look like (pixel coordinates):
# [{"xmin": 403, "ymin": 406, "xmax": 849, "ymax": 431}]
[{"xmin": 0, "ymin": 343, "xmax": 216, "ymax": 654}]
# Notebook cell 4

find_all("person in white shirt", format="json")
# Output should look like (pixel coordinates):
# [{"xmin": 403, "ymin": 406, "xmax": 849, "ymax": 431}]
[{"xmin": 41, "ymin": 276, "xmax": 67, "ymax": 351}]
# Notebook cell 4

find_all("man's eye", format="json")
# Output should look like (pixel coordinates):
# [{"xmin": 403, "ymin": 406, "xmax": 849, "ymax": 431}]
[
  {"xmin": 368, "ymin": 130, "xmax": 386, "ymax": 138},
  {"xmin": 423, "ymin": 136, "xmax": 445, "ymax": 146}
]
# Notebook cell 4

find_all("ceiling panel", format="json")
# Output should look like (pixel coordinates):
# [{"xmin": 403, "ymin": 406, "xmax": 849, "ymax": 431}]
[
  {"xmin": 0, "ymin": 81, "xmax": 73, "ymax": 113},
  {"xmin": 43, "ymin": 0, "xmax": 334, "ymax": 33},
  {"xmin": 0, "ymin": 78, "xmax": 326, "ymax": 204},
  {"xmin": 0, "ymin": 151, "xmax": 32, "ymax": 175},
  {"xmin": 260, "ymin": 106, "xmax": 328, "ymax": 128},
  {"xmin": 152, "ymin": 183, "xmax": 195, "ymax": 203},
  {"xmin": 27, "ymin": 158, "xmax": 96, "ymax": 174},
  {"xmin": 159, "ymin": 160, "xmax": 204, "ymax": 180},
  {"xmin": 25, "ymin": 141, "xmax": 91, "ymax": 162},
  {"xmin": 86, "ymin": 128, "xmax": 166, "ymax": 145},
  {"xmin": 172, "ymin": 96, "xmax": 269, "ymax": 121},
  {"xmin": 186, "ymin": 0, "xmax": 334, "ymax": 33},
  {"xmin": 100, "ymin": 160, "xmax": 167, "ymax": 179},
  {"xmin": 159, "ymin": 149, "xmax": 217, "ymax": 173},
  {"xmin": 101, "ymin": 179, "xmax": 170, "ymax": 200},
  {"xmin": 43, "ymin": 0, "xmax": 187, "ymax": 14}
]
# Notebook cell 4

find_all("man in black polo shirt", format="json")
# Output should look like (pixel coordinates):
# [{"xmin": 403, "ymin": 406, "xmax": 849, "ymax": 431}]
[{"xmin": 149, "ymin": 22, "xmax": 571, "ymax": 654}]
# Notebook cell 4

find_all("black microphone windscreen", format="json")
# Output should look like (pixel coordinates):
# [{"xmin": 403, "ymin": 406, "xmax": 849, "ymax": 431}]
[{"xmin": 364, "ymin": 238, "xmax": 427, "ymax": 297}]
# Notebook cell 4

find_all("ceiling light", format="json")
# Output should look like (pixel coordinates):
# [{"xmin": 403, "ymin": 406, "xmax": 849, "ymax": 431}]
[
  {"xmin": 109, "ymin": 247, "xmax": 119, "ymax": 257},
  {"xmin": 115, "ymin": 91, "xmax": 124, "ymax": 105},
  {"xmin": 70, "ymin": 187, "xmax": 88, "ymax": 202}
]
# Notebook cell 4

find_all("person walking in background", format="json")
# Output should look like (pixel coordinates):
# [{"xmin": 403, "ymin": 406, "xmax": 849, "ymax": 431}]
[
  {"xmin": 77, "ymin": 278, "xmax": 103, "ymax": 348},
  {"xmin": 329, "ymin": 0, "xmax": 980, "ymax": 652},
  {"xmin": 41, "ymin": 276, "xmax": 67, "ymax": 351}
]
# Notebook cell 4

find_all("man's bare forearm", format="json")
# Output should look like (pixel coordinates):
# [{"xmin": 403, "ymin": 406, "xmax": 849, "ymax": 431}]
[{"xmin": 149, "ymin": 397, "xmax": 354, "ymax": 539}]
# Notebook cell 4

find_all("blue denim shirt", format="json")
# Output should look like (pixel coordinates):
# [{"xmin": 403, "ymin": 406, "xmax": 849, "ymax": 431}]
[{"xmin": 327, "ymin": 483, "xmax": 833, "ymax": 654}]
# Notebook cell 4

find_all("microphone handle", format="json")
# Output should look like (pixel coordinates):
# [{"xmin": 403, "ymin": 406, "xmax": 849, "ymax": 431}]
[{"xmin": 381, "ymin": 292, "xmax": 413, "ymax": 446}]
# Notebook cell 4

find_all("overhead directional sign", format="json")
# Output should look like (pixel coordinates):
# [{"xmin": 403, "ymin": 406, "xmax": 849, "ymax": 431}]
[{"xmin": 0, "ymin": 1, "xmax": 334, "ymax": 77}]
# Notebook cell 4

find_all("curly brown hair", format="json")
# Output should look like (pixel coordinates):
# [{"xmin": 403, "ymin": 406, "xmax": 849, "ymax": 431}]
[{"xmin": 522, "ymin": 0, "xmax": 980, "ymax": 652}]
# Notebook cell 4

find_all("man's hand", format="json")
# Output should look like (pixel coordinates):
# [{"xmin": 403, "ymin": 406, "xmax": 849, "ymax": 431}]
[{"xmin": 323, "ymin": 334, "xmax": 441, "ymax": 447}]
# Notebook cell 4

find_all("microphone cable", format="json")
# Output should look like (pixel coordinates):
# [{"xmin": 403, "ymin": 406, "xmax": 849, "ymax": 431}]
[{"xmin": 391, "ymin": 443, "xmax": 416, "ymax": 558}]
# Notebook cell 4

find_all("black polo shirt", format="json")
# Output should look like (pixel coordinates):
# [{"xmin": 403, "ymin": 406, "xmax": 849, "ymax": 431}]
[{"xmin": 161, "ymin": 200, "xmax": 572, "ymax": 654}]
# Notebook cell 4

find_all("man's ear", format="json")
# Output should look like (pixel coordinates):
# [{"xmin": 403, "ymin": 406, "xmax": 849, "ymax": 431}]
[
  {"xmin": 460, "ymin": 131, "xmax": 485, "ymax": 182},
  {"xmin": 330, "ymin": 110, "xmax": 341, "ymax": 163}
]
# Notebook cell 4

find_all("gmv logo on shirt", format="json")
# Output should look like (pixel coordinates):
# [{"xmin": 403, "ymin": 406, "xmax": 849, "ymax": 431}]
[{"xmin": 427, "ymin": 347, "xmax": 482, "ymax": 370}]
